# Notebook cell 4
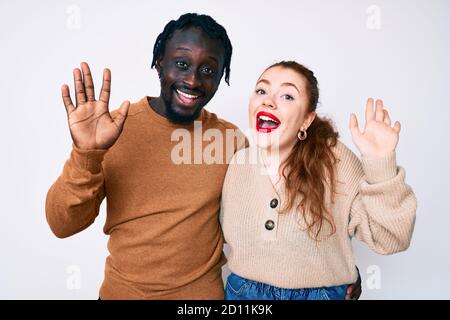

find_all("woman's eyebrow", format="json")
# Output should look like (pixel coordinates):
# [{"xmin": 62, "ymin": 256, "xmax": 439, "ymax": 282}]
[
  {"xmin": 256, "ymin": 79, "xmax": 270, "ymax": 85},
  {"xmin": 256, "ymin": 79, "xmax": 300, "ymax": 94},
  {"xmin": 281, "ymin": 82, "xmax": 300, "ymax": 93}
]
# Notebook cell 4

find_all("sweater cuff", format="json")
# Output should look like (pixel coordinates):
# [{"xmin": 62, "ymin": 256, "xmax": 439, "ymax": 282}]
[
  {"xmin": 70, "ymin": 143, "xmax": 108, "ymax": 173},
  {"xmin": 361, "ymin": 151, "xmax": 398, "ymax": 184}
]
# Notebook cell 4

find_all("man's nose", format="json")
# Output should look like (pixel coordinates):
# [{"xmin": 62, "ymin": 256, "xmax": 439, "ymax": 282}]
[{"xmin": 182, "ymin": 70, "xmax": 200, "ymax": 88}]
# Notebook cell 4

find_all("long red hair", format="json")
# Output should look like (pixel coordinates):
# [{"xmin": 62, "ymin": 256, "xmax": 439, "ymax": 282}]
[{"xmin": 269, "ymin": 61, "xmax": 339, "ymax": 240}]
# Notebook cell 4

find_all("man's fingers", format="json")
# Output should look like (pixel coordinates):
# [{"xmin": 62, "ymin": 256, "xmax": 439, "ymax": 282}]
[
  {"xmin": 375, "ymin": 99, "xmax": 384, "ymax": 122},
  {"xmin": 73, "ymin": 68, "xmax": 86, "ymax": 105},
  {"xmin": 99, "ymin": 68, "xmax": 111, "ymax": 105},
  {"xmin": 346, "ymin": 287, "xmax": 361, "ymax": 300},
  {"xmin": 365, "ymin": 97, "xmax": 375, "ymax": 123},
  {"xmin": 81, "ymin": 62, "xmax": 96, "ymax": 102},
  {"xmin": 352, "ymin": 288, "xmax": 362, "ymax": 300},
  {"xmin": 346, "ymin": 286, "xmax": 353, "ymax": 295},
  {"xmin": 61, "ymin": 84, "xmax": 75, "ymax": 115},
  {"xmin": 346, "ymin": 286, "xmax": 357, "ymax": 300},
  {"xmin": 113, "ymin": 100, "xmax": 130, "ymax": 130}
]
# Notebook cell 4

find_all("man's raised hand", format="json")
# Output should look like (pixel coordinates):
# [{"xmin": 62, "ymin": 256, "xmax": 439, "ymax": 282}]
[{"xmin": 61, "ymin": 62, "xmax": 129, "ymax": 150}]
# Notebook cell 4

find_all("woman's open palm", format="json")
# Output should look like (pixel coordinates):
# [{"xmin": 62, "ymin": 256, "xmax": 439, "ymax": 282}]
[{"xmin": 349, "ymin": 98, "xmax": 401, "ymax": 159}]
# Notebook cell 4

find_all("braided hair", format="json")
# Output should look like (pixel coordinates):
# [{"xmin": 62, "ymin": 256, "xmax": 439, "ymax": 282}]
[{"xmin": 151, "ymin": 13, "xmax": 233, "ymax": 85}]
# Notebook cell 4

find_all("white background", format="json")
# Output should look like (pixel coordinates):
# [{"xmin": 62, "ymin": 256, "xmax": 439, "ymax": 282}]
[{"xmin": 0, "ymin": 0, "xmax": 449, "ymax": 299}]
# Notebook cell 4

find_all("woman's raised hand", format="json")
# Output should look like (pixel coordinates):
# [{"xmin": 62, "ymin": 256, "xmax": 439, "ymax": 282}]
[{"xmin": 349, "ymin": 98, "xmax": 401, "ymax": 159}]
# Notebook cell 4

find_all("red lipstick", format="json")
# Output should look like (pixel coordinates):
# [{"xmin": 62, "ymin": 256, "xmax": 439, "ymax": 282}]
[{"xmin": 256, "ymin": 111, "xmax": 281, "ymax": 133}]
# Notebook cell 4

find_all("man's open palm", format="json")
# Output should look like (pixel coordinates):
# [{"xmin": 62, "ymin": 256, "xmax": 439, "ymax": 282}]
[{"xmin": 61, "ymin": 62, "xmax": 130, "ymax": 150}]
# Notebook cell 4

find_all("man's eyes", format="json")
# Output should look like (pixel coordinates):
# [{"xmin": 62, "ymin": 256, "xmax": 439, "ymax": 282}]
[
  {"xmin": 201, "ymin": 66, "xmax": 215, "ymax": 75},
  {"xmin": 175, "ymin": 61, "xmax": 188, "ymax": 69},
  {"xmin": 175, "ymin": 61, "xmax": 215, "ymax": 75}
]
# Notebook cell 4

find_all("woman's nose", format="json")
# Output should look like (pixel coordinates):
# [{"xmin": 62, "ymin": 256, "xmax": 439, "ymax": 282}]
[{"xmin": 262, "ymin": 96, "xmax": 276, "ymax": 109}]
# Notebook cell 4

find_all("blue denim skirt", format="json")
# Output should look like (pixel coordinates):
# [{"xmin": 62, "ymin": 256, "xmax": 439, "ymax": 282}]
[{"xmin": 225, "ymin": 272, "xmax": 348, "ymax": 300}]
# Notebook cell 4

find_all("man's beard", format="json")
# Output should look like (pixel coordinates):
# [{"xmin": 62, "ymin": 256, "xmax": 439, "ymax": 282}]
[{"xmin": 163, "ymin": 97, "xmax": 203, "ymax": 124}]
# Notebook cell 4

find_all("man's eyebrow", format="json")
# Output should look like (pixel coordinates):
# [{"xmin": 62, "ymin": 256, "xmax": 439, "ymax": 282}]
[
  {"xmin": 208, "ymin": 56, "xmax": 219, "ymax": 64},
  {"xmin": 175, "ymin": 47, "xmax": 219, "ymax": 65}
]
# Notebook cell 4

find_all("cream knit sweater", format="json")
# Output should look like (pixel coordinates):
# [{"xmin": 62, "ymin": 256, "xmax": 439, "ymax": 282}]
[{"xmin": 220, "ymin": 141, "xmax": 417, "ymax": 289}]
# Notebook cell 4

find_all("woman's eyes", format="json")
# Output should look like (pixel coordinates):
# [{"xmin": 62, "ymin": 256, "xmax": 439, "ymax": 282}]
[
  {"xmin": 255, "ymin": 89, "xmax": 294, "ymax": 101},
  {"xmin": 283, "ymin": 94, "xmax": 294, "ymax": 101}
]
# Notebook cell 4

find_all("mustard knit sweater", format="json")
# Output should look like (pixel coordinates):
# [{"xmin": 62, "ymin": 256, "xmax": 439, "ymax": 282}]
[{"xmin": 46, "ymin": 97, "xmax": 247, "ymax": 299}]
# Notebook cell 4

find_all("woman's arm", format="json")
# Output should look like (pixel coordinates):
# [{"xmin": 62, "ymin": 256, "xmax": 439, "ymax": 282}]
[
  {"xmin": 347, "ymin": 98, "xmax": 416, "ymax": 254},
  {"xmin": 347, "ymin": 153, "xmax": 417, "ymax": 254}
]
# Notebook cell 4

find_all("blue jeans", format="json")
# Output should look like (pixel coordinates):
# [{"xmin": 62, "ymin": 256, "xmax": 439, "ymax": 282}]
[{"xmin": 225, "ymin": 272, "xmax": 348, "ymax": 300}]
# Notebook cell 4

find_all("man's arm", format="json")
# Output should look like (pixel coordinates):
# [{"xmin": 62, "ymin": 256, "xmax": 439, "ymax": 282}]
[{"xmin": 46, "ymin": 62, "xmax": 129, "ymax": 238}]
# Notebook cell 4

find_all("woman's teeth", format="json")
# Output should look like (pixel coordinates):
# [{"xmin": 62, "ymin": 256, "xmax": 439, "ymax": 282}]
[
  {"xmin": 257, "ymin": 115, "xmax": 280, "ymax": 129},
  {"xmin": 259, "ymin": 115, "xmax": 278, "ymax": 122}
]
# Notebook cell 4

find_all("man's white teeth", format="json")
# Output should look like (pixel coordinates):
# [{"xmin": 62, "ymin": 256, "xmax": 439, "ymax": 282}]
[{"xmin": 177, "ymin": 89, "xmax": 199, "ymax": 99}]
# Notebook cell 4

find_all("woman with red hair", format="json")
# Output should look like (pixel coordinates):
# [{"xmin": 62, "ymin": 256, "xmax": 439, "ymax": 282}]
[{"xmin": 220, "ymin": 61, "xmax": 417, "ymax": 300}]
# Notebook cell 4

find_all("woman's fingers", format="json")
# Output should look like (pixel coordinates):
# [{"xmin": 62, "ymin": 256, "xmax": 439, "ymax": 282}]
[
  {"xmin": 99, "ymin": 68, "xmax": 111, "ymax": 105},
  {"xmin": 383, "ymin": 109, "xmax": 391, "ymax": 126},
  {"xmin": 81, "ymin": 62, "xmax": 96, "ymax": 102},
  {"xmin": 61, "ymin": 84, "xmax": 75, "ymax": 115},
  {"xmin": 349, "ymin": 113, "xmax": 363, "ymax": 141},
  {"xmin": 375, "ymin": 99, "xmax": 384, "ymax": 122},
  {"xmin": 365, "ymin": 97, "xmax": 375, "ymax": 123},
  {"xmin": 393, "ymin": 121, "xmax": 401, "ymax": 133},
  {"xmin": 73, "ymin": 68, "xmax": 86, "ymax": 105}
]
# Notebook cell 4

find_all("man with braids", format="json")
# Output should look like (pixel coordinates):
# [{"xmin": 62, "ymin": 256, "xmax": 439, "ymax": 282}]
[{"xmin": 46, "ymin": 13, "xmax": 361, "ymax": 300}]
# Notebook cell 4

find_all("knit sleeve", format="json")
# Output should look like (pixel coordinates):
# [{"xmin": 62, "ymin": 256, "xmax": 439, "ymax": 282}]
[
  {"xmin": 45, "ymin": 144, "xmax": 107, "ymax": 238},
  {"xmin": 219, "ymin": 196, "xmax": 227, "ymax": 244},
  {"xmin": 347, "ymin": 152, "xmax": 417, "ymax": 255}
]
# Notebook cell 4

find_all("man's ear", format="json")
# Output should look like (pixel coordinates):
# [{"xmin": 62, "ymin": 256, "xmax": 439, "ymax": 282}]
[{"xmin": 155, "ymin": 57, "xmax": 163, "ymax": 73}]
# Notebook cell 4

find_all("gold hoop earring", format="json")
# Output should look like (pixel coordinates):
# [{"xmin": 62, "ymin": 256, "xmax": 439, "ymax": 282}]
[{"xmin": 297, "ymin": 129, "xmax": 307, "ymax": 141}]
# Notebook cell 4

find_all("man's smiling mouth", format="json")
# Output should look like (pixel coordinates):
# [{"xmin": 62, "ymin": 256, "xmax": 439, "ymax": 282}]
[{"xmin": 174, "ymin": 88, "xmax": 202, "ymax": 107}]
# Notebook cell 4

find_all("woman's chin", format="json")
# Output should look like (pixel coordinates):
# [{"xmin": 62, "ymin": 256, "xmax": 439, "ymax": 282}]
[
  {"xmin": 252, "ymin": 130, "xmax": 280, "ymax": 149},
  {"xmin": 254, "ymin": 137, "xmax": 280, "ymax": 151},
  {"xmin": 255, "ymin": 141, "xmax": 271, "ymax": 149}
]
